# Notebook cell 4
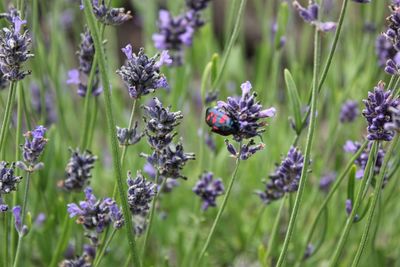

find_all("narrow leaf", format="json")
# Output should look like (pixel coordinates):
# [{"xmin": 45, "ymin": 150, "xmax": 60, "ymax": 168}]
[{"xmin": 284, "ymin": 69, "xmax": 302, "ymax": 133}]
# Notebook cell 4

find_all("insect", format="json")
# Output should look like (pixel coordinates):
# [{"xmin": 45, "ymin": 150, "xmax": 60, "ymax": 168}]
[{"xmin": 205, "ymin": 107, "xmax": 239, "ymax": 136}]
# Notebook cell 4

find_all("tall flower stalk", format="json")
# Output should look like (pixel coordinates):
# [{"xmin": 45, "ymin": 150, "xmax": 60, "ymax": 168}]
[
  {"xmin": 275, "ymin": 27, "xmax": 320, "ymax": 267},
  {"xmin": 82, "ymin": 1, "xmax": 141, "ymax": 266}
]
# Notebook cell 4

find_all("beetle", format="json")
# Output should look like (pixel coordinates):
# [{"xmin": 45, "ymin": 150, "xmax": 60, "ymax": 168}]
[{"xmin": 205, "ymin": 107, "xmax": 239, "ymax": 136}]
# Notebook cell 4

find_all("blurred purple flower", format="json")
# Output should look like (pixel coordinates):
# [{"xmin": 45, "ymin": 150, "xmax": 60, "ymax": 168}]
[
  {"xmin": 375, "ymin": 35, "xmax": 400, "ymax": 68},
  {"xmin": 352, "ymin": 0, "xmax": 370, "ymax": 3},
  {"xmin": 12, "ymin": 205, "xmax": 27, "ymax": 235},
  {"xmin": 257, "ymin": 147, "xmax": 305, "ymax": 204},
  {"xmin": 343, "ymin": 140, "xmax": 385, "ymax": 179},
  {"xmin": 362, "ymin": 81, "xmax": 400, "ymax": 141},
  {"xmin": 193, "ymin": 172, "xmax": 225, "ymax": 210},
  {"xmin": 339, "ymin": 100, "xmax": 359, "ymax": 123},
  {"xmin": 293, "ymin": 1, "xmax": 336, "ymax": 32},
  {"xmin": 319, "ymin": 172, "xmax": 336, "ymax": 193},
  {"xmin": 385, "ymin": 105, "xmax": 400, "ymax": 132},
  {"xmin": 153, "ymin": 10, "xmax": 195, "ymax": 65},
  {"xmin": 384, "ymin": 5, "xmax": 400, "ymax": 51},
  {"xmin": 91, "ymin": 0, "xmax": 132, "ymax": 25}
]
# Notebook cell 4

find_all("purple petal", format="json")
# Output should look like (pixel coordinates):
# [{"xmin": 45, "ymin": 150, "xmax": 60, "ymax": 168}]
[
  {"xmin": 159, "ymin": 10, "xmax": 171, "ymax": 28},
  {"xmin": 241, "ymin": 81, "xmax": 252, "ymax": 97},
  {"xmin": 259, "ymin": 107, "xmax": 276, "ymax": 118},
  {"xmin": 66, "ymin": 69, "xmax": 80, "ymax": 85},
  {"xmin": 12, "ymin": 16, "xmax": 26, "ymax": 33},
  {"xmin": 317, "ymin": 22, "xmax": 337, "ymax": 32},
  {"xmin": 155, "ymin": 50, "xmax": 172, "ymax": 68},
  {"xmin": 67, "ymin": 203, "xmax": 83, "ymax": 217},
  {"xmin": 122, "ymin": 44, "xmax": 133, "ymax": 60}
]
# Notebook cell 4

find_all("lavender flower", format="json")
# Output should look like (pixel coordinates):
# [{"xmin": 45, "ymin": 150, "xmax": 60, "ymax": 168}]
[
  {"xmin": 61, "ymin": 148, "xmax": 97, "ymax": 191},
  {"xmin": 116, "ymin": 123, "xmax": 144, "ymax": 146},
  {"xmin": 216, "ymin": 81, "xmax": 275, "ymax": 159},
  {"xmin": 153, "ymin": 10, "xmax": 195, "ymax": 65},
  {"xmin": 91, "ymin": 0, "xmax": 132, "ymax": 25},
  {"xmin": 12, "ymin": 205, "xmax": 28, "ymax": 236},
  {"xmin": 257, "ymin": 147, "xmax": 305, "ymax": 204},
  {"xmin": 116, "ymin": 45, "xmax": 170, "ymax": 99},
  {"xmin": 385, "ymin": 105, "xmax": 400, "ymax": 132},
  {"xmin": 319, "ymin": 172, "xmax": 336, "ymax": 193},
  {"xmin": 344, "ymin": 140, "xmax": 385, "ymax": 178},
  {"xmin": 385, "ymin": 58, "xmax": 400, "ymax": 75},
  {"xmin": 384, "ymin": 5, "xmax": 400, "ymax": 51},
  {"xmin": 293, "ymin": 0, "xmax": 336, "ymax": 32},
  {"xmin": 127, "ymin": 171, "xmax": 157, "ymax": 216},
  {"xmin": 351, "ymin": 0, "xmax": 370, "ymax": 3},
  {"xmin": 67, "ymin": 187, "xmax": 123, "ymax": 233},
  {"xmin": 143, "ymin": 162, "xmax": 179, "ymax": 193},
  {"xmin": 67, "ymin": 29, "xmax": 102, "ymax": 97},
  {"xmin": 193, "ymin": 172, "xmax": 225, "ymax": 210},
  {"xmin": 362, "ymin": 81, "xmax": 400, "ymax": 141},
  {"xmin": 340, "ymin": 100, "xmax": 359, "ymax": 123},
  {"xmin": 0, "ymin": 161, "xmax": 22, "ymax": 194},
  {"xmin": 304, "ymin": 244, "xmax": 315, "ymax": 259},
  {"xmin": 375, "ymin": 35, "xmax": 400, "ymax": 68},
  {"xmin": 0, "ymin": 10, "xmax": 33, "ymax": 81},
  {"xmin": 59, "ymin": 254, "xmax": 92, "ymax": 267},
  {"xmin": 17, "ymin": 126, "xmax": 47, "ymax": 172}
]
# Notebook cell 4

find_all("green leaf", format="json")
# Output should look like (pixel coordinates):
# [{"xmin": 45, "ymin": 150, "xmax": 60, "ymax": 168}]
[
  {"xmin": 211, "ymin": 53, "xmax": 219, "ymax": 85},
  {"xmin": 347, "ymin": 165, "xmax": 357, "ymax": 202},
  {"xmin": 275, "ymin": 2, "xmax": 289, "ymax": 49},
  {"xmin": 284, "ymin": 69, "xmax": 302, "ymax": 133}
]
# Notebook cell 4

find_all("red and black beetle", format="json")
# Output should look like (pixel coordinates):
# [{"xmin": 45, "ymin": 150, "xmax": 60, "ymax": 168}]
[{"xmin": 205, "ymin": 107, "xmax": 239, "ymax": 136}]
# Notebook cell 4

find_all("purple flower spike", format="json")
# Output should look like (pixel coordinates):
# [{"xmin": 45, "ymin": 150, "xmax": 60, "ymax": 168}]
[
  {"xmin": 257, "ymin": 147, "xmax": 306, "ymax": 204},
  {"xmin": 117, "ymin": 47, "xmax": 169, "ymax": 99},
  {"xmin": 362, "ymin": 81, "xmax": 400, "ymax": 141},
  {"xmin": 0, "ymin": 8, "xmax": 33, "ymax": 81},
  {"xmin": 91, "ymin": 0, "xmax": 132, "ymax": 26},
  {"xmin": 67, "ymin": 187, "xmax": 123, "ymax": 232},
  {"xmin": 193, "ymin": 172, "xmax": 225, "ymax": 211},
  {"xmin": 293, "ymin": 1, "xmax": 336, "ymax": 32},
  {"xmin": 0, "ymin": 161, "xmax": 22, "ymax": 194},
  {"xmin": 17, "ymin": 126, "xmax": 47, "ymax": 172},
  {"xmin": 127, "ymin": 171, "xmax": 157, "ymax": 216}
]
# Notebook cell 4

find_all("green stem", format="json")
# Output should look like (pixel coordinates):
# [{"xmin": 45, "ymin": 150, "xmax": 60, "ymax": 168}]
[
  {"xmin": 275, "ymin": 28, "xmax": 321, "ymax": 267},
  {"xmin": 83, "ymin": 1, "xmax": 140, "ymax": 266},
  {"xmin": 329, "ymin": 142, "xmax": 378, "ymax": 267},
  {"xmin": 351, "ymin": 135, "xmax": 399, "ymax": 267},
  {"xmin": 3, "ymin": 212, "xmax": 8, "ymax": 267},
  {"xmin": 212, "ymin": 0, "xmax": 247, "ymax": 90},
  {"xmin": 93, "ymin": 228, "xmax": 117, "ymax": 267},
  {"xmin": 0, "ymin": 82, "xmax": 16, "ymax": 155},
  {"xmin": 264, "ymin": 197, "xmax": 286, "ymax": 266},
  {"xmin": 195, "ymin": 154, "xmax": 242, "ymax": 266},
  {"xmin": 391, "ymin": 75, "xmax": 400, "ymax": 97},
  {"xmin": 295, "ymin": 0, "xmax": 350, "ymax": 140},
  {"xmin": 295, "ymin": 140, "xmax": 369, "ymax": 265},
  {"xmin": 13, "ymin": 171, "xmax": 31, "ymax": 267}
]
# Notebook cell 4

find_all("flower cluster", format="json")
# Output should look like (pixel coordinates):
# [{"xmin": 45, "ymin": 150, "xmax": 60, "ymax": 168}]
[
  {"xmin": 67, "ymin": 187, "xmax": 124, "ymax": 233},
  {"xmin": 61, "ymin": 148, "xmax": 97, "ymax": 191},
  {"xmin": 91, "ymin": 0, "xmax": 132, "ymax": 25},
  {"xmin": 0, "ymin": 9, "xmax": 33, "ymax": 81},
  {"xmin": 116, "ymin": 45, "xmax": 170, "ymax": 99},
  {"xmin": 375, "ymin": 35, "xmax": 400, "ymax": 69},
  {"xmin": 17, "ymin": 126, "xmax": 47, "ymax": 172},
  {"xmin": 127, "ymin": 171, "xmax": 157, "ymax": 216},
  {"xmin": 153, "ymin": 10, "xmax": 195, "ymax": 65},
  {"xmin": 140, "ymin": 98, "xmax": 195, "ymax": 182},
  {"xmin": 192, "ymin": 172, "xmax": 225, "ymax": 211},
  {"xmin": 293, "ymin": 0, "xmax": 336, "ymax": 32},
  {"xmin": 217, "ymin": 81, "xmax": 275, "ymax": 159},
  {"xmin": 116, "ymin": 123, "xmax": 143, "ymax": 146},
  {"xmin": 339, "ymin": 100, "xmax": 359, "ymax": 123},
  {"xmin": 362, "ymin": 81, "xmax": 399, "ymax": 141},
  {"xmin": 0, "ymin": 162, "xmax": 22, "ymax": 212},
  {"xmin": 67, "ymin": 29, "xmax": 102, "ymax": 97},
  {"xmin": 257, "ymin": 147, "xmax": 305, "ymax": 204},
  {"xmin": 384, "ymin": 5, "xmax": 400, "ymax": 51},
  {"xmin": 343, "ymin": 140, "xmax": 385, "ymax": 178}
]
